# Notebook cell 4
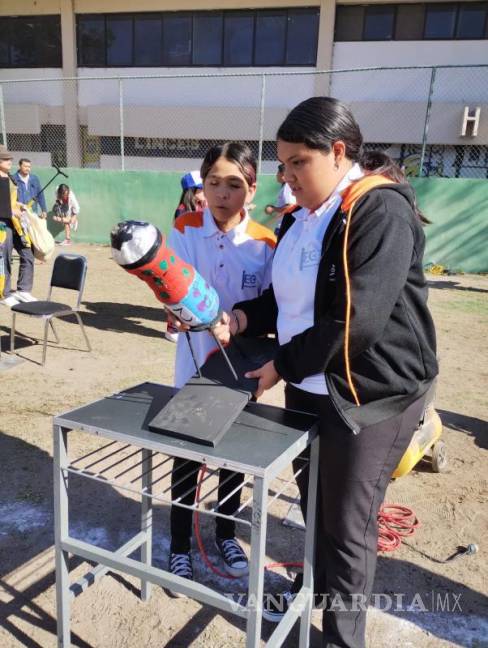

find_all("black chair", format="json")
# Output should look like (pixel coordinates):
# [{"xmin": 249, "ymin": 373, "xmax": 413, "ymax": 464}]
[{"xmin": 10, "ymin": 253, "xmax": 91, "ymax": 365}]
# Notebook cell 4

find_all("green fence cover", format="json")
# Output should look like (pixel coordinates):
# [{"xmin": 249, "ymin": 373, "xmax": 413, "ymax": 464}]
[{"xmin": 34, "ymin": 169, "xmax": 487, "ymax": 273}]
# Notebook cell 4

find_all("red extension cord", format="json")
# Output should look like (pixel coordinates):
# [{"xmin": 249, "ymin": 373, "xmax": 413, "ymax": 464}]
[
  {"xmin": 377, "ymin": 503, "xmax": 420, "ymax": 552},
  {"xmin": 194, "ymin": 466, "xmax": 419, "ymax": 580}
]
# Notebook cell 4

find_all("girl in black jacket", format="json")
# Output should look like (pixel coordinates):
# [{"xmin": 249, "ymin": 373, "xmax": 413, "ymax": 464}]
[{"xmin": 213, "ymin": 97, "xmax": 438, "ymax": 648}]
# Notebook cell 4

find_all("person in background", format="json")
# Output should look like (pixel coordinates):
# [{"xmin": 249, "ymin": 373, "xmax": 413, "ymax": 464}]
[
  {"xmin": 265, "ymin": 162, "xmax": 297, "ymax": 234},
  {"xmin": 174, "ymin": 170, "xmax": 207, "ymax": 220},
  {"xmin": 13, "ymin": 158, "xmax": 47, "ymax": 219},
  {"xmin": 52, "ymin": 183, "xmax": 79, "ymax": 246},
  {"xmin": 0, "ymin": 146, "xmax": 36, "ymax": 306}
]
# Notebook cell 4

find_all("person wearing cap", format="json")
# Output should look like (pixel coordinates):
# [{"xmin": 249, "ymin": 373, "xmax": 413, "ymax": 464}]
[
  {"xmin": 0, "ymin": 144, "xmax": 36, "ymax": 307},
  {"xmin": 166, "ymin": 171, "xmax": 208, "ymax": 341},
  {"xmin": 174, "ymin": 170, "xmax": 207, "ymax": 220}
]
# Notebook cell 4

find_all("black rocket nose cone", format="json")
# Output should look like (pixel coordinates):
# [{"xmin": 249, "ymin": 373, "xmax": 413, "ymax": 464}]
[
  {"xmin": 110, "ymin": 220, "xmax": 146, "ymax": 251},
  {"xmin": 110, "ymin": 222, "xmax": 129, "ymax": 251}
]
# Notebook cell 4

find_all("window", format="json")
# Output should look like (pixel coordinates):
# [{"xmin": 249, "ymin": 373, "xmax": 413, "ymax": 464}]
[
  {"xmin": 286, "ymin": 8, "xmax": 320, "ymax": 64},
  {"xmin": 78, "ymin": 16, "xmax": 105, "ymax": 66},
  {"xmin": 335, "ymin": 3, "xmax": 488, "ymax": 41},
  {"xmin": 0, "ymin": 15, "xmax": 61, "ymax": 68},
  {"xmin": 395, "ymin": 4, "xmax": 425, "ymax": 40},
  {"xmin": 163, "ymin": 14, "xmax": 192, "ymax": 66},
  {"xmin": 424, "ymin": 3, "xmax": 457, "ymax": 39},
  {"xmin": 255, "ymin": 11, "xmax": 287, "ymax": 65},
  {"xmin": 364, "ymin": 6, "xmax": 396, "ymax": 40},
  {"xmin": 106, "ymin": 16, "xmax": 133, "ymax": 66},
  {"xmin": 134, "ymin": 15, "xmax": 162, "ymax": 66},
  {"xmin": 193, "ymin": 13, "xmax": 223, "ymax": 65},
  {"xmin": 76, "ymin": 8, "xmax": 319, "ymax": 68},
  {"xmin": 456, "ymin": 2, "xmax": 488, "ymax": 39},
  {"xmin": 0, "ymin": 19, "xmax": 11, "ymax": 66},
  {"xmin": 224, "ymin": 12, "xmax": 254, "ymax": 66},
  {"xmin": 10, "ymin": 17, "xmax": 45, "ymax": 66},
  {"xmin": 335, "ymin": 6, "xmax": 365, "ymax": 41}
]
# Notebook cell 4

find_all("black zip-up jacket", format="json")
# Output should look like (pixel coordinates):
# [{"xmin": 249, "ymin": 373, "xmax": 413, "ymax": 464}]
[{"xmin": 235, "ymin": 182, "xmax": 438, "ymax": 433}]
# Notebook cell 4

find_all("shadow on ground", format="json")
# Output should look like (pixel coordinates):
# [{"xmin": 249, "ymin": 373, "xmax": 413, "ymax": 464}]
[
  {"xmin": 438, "ymin": 409, "xmax": 487, "ymax": 450},
  {"xmin": 428, "ymin": 280, "xmax": 488, "ymax": 294},
  {"xmin": 1, "ymin": 430, "xmax": 487, "ymax": 647}
]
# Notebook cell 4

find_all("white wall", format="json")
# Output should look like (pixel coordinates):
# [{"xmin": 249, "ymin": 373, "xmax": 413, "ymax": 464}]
[
  {"xmin": 77, "ymin": 67, "xmax": 317, "ymax": 108},
  {"xmin": 332, "ymin": 42, "xmax": 488, "ymax": 103},
  {"xmin": 0, "ymin": 69, "xmax": 65, "ymax": 105},
  {"xmin": 333, "ymin": 40, "xmax": 488, "ymax": 69},
  {"xmin": 9, "ymin": 151, "xmax": 52, "ymax": 166},
  {"xmin": 100, "ymin": 154, "xmax": 278, "ymax": 173}
]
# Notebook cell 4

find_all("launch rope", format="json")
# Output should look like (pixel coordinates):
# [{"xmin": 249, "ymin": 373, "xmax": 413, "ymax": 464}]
[{"xmin": 194, "ymin": 466, "xmax": 419, "ymax": 579}]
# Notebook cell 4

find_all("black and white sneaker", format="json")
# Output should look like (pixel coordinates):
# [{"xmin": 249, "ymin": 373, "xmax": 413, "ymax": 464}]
[
  {"xmin": 262, "ymin": 591, "xmax": 295, "ymax": 622},
  {"xmin": 215, "ymin": 537, "xmax": 249, "ymax": 577},
  {"xmin": 167, "ymin": 551, "xmax": 193, "ymax": 598}
]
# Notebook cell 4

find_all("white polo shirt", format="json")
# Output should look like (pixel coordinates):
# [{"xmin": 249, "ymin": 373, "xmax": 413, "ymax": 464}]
[
  {"xmin": 272, "ymin": 164, "xmax": 363, "ymax": 395},
  {"xmin": 169, "ymin": 208, "xmax": 276, "ymax": 388}
]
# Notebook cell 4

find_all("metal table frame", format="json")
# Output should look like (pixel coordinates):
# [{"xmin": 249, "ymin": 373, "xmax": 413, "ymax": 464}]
[{"xmin": 53, "ymin": 382, "xmax": 319, "ymax": 647}]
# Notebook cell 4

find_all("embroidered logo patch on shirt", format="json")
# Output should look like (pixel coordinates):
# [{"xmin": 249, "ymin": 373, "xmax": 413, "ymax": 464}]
[
  {"xmin": 241, "ymin": 270, "xmax": 257, "ymax": 289},
  {"xmin": 299, "ymin": 243, "xmax": 321, "ymax": 270}
]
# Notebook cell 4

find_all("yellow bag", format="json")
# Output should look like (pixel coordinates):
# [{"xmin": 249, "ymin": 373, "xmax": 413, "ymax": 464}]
[{"xmin": 0, "ymin": 222, "xmax": 6, "ymax": 298}]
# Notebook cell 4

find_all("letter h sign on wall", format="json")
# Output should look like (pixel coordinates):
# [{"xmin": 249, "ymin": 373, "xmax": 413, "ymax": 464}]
[{"xmin": 460, "ymin": 106, "xmax": 481, "ymax": 137}]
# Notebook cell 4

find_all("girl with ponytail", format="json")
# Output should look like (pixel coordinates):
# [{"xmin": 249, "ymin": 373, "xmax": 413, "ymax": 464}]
[{"xmin": 214, "ymin": 97, "xmax": 438, "ymax": 647}]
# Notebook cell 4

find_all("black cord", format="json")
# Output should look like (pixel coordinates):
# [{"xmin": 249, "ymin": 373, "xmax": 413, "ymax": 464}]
[{"xmin": 402, "ymin": 540, "xmax": 478, "ymax": 564}]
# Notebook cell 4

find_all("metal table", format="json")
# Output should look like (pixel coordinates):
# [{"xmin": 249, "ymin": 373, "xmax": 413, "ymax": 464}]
[{"xmin": 53, "ymin": 381, "xmax": 319, "ymax": 647}]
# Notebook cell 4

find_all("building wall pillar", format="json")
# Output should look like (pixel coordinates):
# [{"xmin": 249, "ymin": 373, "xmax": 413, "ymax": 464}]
[
  {"xmin": 314, "ymin": 0, "xmax": 337, "ymax": 95},
  {"xmin": 60, "ymin": 0, "xmax": 81, "ymax": 167}
]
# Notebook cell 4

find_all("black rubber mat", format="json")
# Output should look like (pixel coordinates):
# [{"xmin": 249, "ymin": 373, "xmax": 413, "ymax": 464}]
[{"xmin": 148, "ymin": 376, "xmax": 249, "ymax": 446}]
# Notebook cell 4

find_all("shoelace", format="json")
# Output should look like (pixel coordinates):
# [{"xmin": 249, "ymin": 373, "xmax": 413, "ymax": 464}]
[
  {"xmin": 219, "ymin": 539, "xmax": 246, "ymax": 565},
  {"xmin": 170, "ymin": 553, "xmax": 192, "ymax": 578}
]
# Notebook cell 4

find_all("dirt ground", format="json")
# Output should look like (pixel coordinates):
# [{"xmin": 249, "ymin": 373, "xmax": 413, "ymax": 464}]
[{"xmin": 0, "ymin": 243, "xmax": 486, "ymax": 648}]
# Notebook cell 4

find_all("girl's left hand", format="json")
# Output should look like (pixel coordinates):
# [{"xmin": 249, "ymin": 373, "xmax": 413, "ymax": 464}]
[{"xmin": 245, "ymin": 360, "xmax": 281, "ymax": 398}]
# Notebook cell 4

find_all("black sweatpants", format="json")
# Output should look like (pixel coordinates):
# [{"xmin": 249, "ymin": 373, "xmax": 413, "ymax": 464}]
[
  {"xmin": 170, "ymin": 457, "xmax": 244, "ymax": 553},
  {"xmin": 286, "ymin": 383, "xmax": 424, "ymax": 648}
]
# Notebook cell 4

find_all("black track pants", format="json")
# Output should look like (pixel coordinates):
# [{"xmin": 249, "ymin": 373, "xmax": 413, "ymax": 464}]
[
  {"xmin": 286, "ymin": 383, "xmax": 424, "ymax": 648},
  {"xmin": 170, "ymin": 457, "xmax": 244, "ymax": 553}
]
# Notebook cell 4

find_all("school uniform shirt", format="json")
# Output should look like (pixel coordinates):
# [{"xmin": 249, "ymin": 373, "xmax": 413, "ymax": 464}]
[
  {"xmin": 168, "ymin": 208, "xmax": 276, "ymax": 388},
  {"xmin": 272, "ymin": 164, "xmax": 363, "ymax": 395}
]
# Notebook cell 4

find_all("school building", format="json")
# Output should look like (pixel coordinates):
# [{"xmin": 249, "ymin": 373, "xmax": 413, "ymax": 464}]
[{"xmin": 1, "ymin": 1, "xmax": 487, "ymax": 176}]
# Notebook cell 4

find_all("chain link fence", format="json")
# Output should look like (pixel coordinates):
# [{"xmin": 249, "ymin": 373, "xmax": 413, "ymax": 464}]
[{"xmin": 0, "ymin": 65, "xmax": 487, "ymax": 178}]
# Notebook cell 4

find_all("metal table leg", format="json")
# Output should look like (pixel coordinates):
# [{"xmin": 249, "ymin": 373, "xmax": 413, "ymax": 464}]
[
  {"xmin": 246, "ymin": 476, "xmax": 268, "ymax": 648},
  {"xmin": 299, "ymin": 435, "xmax": 319, "ymax": 647},
  {"xmin": 54, "ymin": 424, "xmax": 71, "ymax": 647},
  {"xmin": 140, "ymin": 448, "xmax": 153, "ymax": 601}
]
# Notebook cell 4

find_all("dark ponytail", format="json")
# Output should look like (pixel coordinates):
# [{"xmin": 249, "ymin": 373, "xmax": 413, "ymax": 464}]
[
  {"xmin": 277, "ymin": 96, "xmax": 363, "ymax": 162},
  {"xmin": 201, "ymin": 142, "xmax": 257, "ymax": 187},
  {"xmin": 360, "ymin": 151, "xmax": 430, "ymax": 224}
]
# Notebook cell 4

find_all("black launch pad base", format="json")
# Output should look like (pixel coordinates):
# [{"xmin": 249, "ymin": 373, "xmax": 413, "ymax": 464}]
[{"xmin": 148, "ymin": 336, "xmax": 278, "ymax": 447}]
